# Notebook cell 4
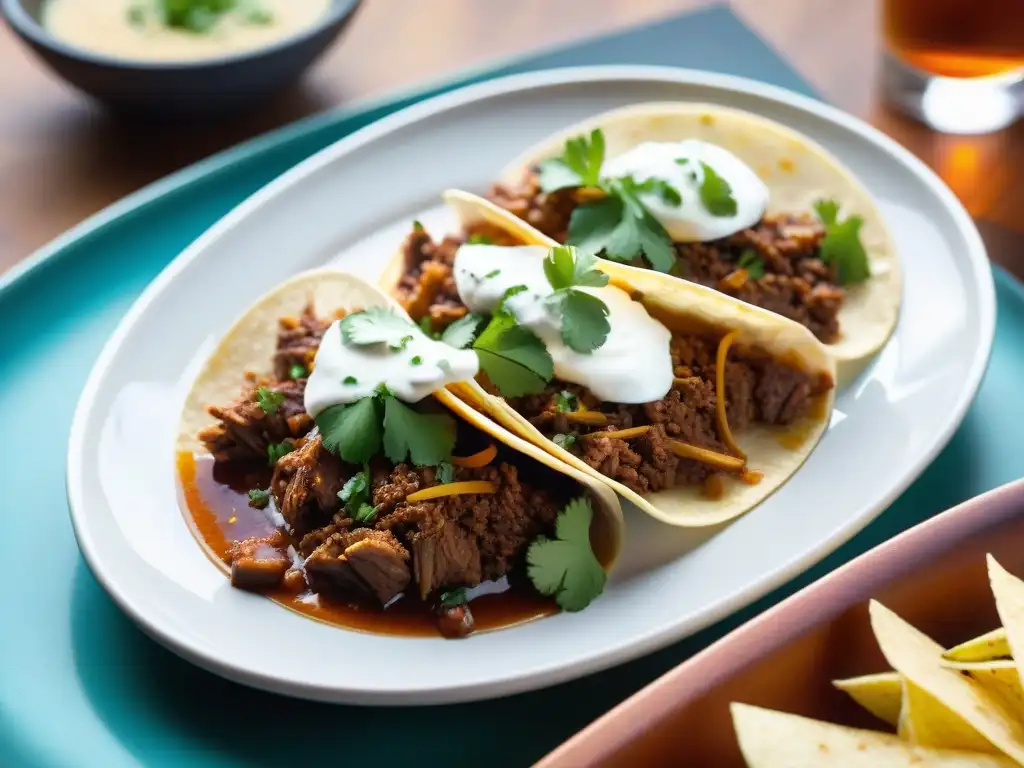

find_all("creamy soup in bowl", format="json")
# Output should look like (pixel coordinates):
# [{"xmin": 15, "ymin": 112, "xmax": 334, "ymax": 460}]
[{"xmin": 42, "ymin": 0, "xmax": 332, "ymax": 62}]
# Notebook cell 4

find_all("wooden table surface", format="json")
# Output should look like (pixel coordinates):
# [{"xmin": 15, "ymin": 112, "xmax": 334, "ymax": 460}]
[{"xmin": 0, "ymin": 0, "xmax": 1021, "ymax": 276}]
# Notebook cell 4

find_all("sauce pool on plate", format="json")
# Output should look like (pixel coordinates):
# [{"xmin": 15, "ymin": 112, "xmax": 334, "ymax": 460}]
[{"xmin": 42, "ymin": 0, "xmax": 332, "ymax": 62}]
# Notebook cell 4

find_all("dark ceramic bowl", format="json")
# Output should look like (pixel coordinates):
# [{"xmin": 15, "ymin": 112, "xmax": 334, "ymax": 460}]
[{"xmin": 1, "ymin": 0, "xmax": 362, "ymax": 117}]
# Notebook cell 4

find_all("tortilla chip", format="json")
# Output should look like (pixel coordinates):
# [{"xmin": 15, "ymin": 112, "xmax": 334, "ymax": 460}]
[
  {"xmin": 833, "ymin": 672, "xmax": 902, "ymax": 727},
  {"xmin": 988, "ymin": 557, "xmax": 1024, "ymax": 701},
  {"xmin": 869, "ymin": 600, "xmax": 1024, "ymax": 761},
  {"xmin": 730, "ymin": 703, "xmax": 1015, "ymax": 767},
  {"xmin": 941, "ymin": 659, "xmax": 1024, "ymax": 721},
  {"xmin": 898, "ymin": 678, "xmax": 1002, "ymax": 753},
  {"xmin": 944, "ymin": 628, "xmax": 1012, "ymax": 663}
]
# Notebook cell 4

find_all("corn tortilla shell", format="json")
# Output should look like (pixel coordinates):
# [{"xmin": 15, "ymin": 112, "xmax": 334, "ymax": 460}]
[
  {"xmin": 497, "ymin": 102, "xmax": 901, "ymax": 385},
  {"xmin": 177, "ymin": 268, "xmax": 624, "ymax": 570},
  {"xmin": 380, "ymin": 191, "xmax": 836, "ymax": 528}
]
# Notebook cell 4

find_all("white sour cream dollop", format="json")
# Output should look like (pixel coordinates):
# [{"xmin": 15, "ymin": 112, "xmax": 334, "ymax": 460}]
[
  {"xmin": 454, "ymin": 244, "xmax": 674, "ymax": 404},
  {"xmin": 602, "ymin": 140, "xmax": 769, "ymax": 242},
  {"xmin": 304, "ymin": 319, "xmax": 479, "ymax": 417}
]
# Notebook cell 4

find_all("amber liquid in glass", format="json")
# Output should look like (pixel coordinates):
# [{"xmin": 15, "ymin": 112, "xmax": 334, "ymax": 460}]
[{"xmin": 884, "ymin": 0, "xmax": 1024, "ymax": 79}]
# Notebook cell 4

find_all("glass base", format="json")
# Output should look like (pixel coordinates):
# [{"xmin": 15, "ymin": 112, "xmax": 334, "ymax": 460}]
[{"xmin": 883, "ymin": 52, "xmax": 1023, "ymax": 134}]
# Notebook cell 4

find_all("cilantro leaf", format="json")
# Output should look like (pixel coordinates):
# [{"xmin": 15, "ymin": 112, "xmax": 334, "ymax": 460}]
[
  {"xmin": 543, "ymin": 245, "xmax": 610, "ymax": 292},
  {"xmin": 256, "ymin": 386, "xmax": 284, "ymax": 414},
  {"xmin": 813, "ymin": 198, "xmax": 840, "ymax": 226},
  {"xmin": 248, "ymin": 488, "xmax": 269, "ymax": 508},
  {"xmin": 382, "ymin": 396, "xmax": 456, "ymax": 466},
  {"xmin": 536, "ymin": 129, "xmax": 605, "ymax": 192},
  {"xmin": 353, "ymin": 503, "xmax": 379, "ymax": 525},
  {"xmin": 439, "ymin": 587, "xmax": 468, "ymax": 608},
  {"xmin": 339, "ymin": 308, "xmax": 418, "ymax": 351},
  {"xmin": 555, "ymin": 289, "xmax": 611, "ymax": 353},
  {"xmin": 435, "ymin": 461, "xmax": 455, "ymax": 485},
  {"xmin": 439, "ymin": 312, "xmax": 484, "ymax": 349},
  {"xmin": 543, "ymin": 244, "xmax": 576, "ymax": 290},
  {"xmin": 737, "ymin": 249, "xmax": 765, "ymax": 280},
  {"xmin": 566, "ymin": 186, "xmax": 677, "ymax": 273},
  {"xmin": 473, "ymin": 312, "xmax": 553, "ymax": 398},
  {"xmin": 814, "ymin": 199, "xmax": 871, "ymax": 285},
  {"xmin": 339, "ymin": 470, "xmax": 369, "ymax": 506},
  {"xmin": 696, "ymin": 161, "xmax": 737, "ymax": 216},
  {"xmin": 554, "ymin": 391, "xmax": 578, "ymax": 413},
  {"xmin": 527, "ymin": 497, "xmax": 606, "ymax": 611},
  {"xmin": 552, "ymin": 433, "xmax": 578, "ymax": 451},
  {"xmin": 267, "ymin": 441, "xmax": 292, "ymax": 466},
  {"xmin": 635, "ymin": 176, "xmax": 683, "ymax": 207},
  {"xmin": 316, "ymin": 398, "xmax": 383, "ymax": 464},
  {"xmin": 337, "ymin": 466, "xmax": 382, "ymax": 525}
]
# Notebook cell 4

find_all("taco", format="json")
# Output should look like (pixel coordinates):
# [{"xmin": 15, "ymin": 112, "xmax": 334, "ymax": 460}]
[
  {"xmin": 177, "ymin": 270, "xmax": 623, "ymax": 639},
  {"xmin": 381, "ymin": 190, "xmax": 836, "ymax": 527},
  {"xmin": 486, "ymin": 102, "xmax": 900, "ymax": 382}
]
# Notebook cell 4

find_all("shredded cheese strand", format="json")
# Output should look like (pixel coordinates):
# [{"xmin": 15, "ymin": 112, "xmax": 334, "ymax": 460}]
[
  {"xmin": 668, "ymin": 440, "xmax": 746, "ymax": 473},
  {"xmin": 715, "ymin": 330, "xmax": 746, "ymax": 460},
  {"xmin": 451, "ymin": 443, "xmax": 498, "ymax": 469},
  {"xmin": 564, "ymin": 411, "xmax": 608, "ymax": 426},
  {"xmin": 579, "ymin": 426, "xmax": 651, "ymax": 441},
  {"xmin": 406, "ymin": 481, "xmax": 497, "ymax": 503}
]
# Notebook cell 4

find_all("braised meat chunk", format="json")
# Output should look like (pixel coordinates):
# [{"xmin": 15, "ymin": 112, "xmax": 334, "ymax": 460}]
[
  {"xmin": 199, "ymin": 377, "xmax": 310, "ymax": 463},
  {"xmin": 306, "ymin": 529, "xmax": 411, "ymax": 605},
  {"xmin": 229, "ymin": 531, "xmax": 290, "ymax": 592},
  {"xmin": 270, "ymin": 433, "xmax": 348, "ymax": 537}
]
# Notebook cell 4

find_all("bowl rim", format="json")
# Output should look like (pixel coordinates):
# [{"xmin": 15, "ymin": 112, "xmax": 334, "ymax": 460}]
[
  {"xmin": 537, "ymin": 477, "xmax": 1024, "ymax": 766},
  {"xmin": 0, "ymin": 0, "xmax": 361, "ymax": 71}
]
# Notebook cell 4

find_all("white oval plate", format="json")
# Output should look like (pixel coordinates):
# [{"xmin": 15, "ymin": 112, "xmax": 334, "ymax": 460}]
[{"xmin": 67, "ymin": 66, "xmax": 993, "ymax": 705}]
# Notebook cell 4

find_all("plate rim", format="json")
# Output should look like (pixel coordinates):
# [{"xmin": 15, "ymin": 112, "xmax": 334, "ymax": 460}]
[{"xmin": 66, "ymin": 64, "xmax": 996, "ymax": 704}]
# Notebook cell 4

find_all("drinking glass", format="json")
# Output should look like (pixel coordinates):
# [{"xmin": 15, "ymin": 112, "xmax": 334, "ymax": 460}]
[{"xmin": 882, "ymin": 0, "xmax": 1024, "ymax": 134}]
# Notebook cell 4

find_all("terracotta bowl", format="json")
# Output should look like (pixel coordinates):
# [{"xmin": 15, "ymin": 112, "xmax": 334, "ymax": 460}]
[{"xmin": 539, "ymin": 479, "xmax": 1024, "ymax": 767}]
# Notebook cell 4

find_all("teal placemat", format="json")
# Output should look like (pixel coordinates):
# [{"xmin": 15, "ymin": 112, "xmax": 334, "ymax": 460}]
[{"xmin": 0, "ymin": 7, "xmax": 1015, "ymax": 767}]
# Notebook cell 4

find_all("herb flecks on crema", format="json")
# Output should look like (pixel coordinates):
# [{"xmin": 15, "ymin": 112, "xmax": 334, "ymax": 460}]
[{"xmin": 127, "ymin": 0, "xmax": 274, "ymax": 34}]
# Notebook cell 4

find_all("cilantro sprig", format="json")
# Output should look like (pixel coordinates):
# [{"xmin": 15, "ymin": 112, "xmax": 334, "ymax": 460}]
[
  {"xmin": 256, "ymin": 386, "xmax": 284, "ymax": 414},
  {"xmin": 338, "ymin": 467, "xmax": 380, "ymax": 525},
  {"xmin": 439, "ymin": 312, "xmax": 484, "ymax": 350},
  {"xmin": 527, "ymin": 497, "xmax": 606, "ymax": 611},
  {"xmin": 537, "ymin": 130, "xmax": 679, "ymax": 272},
  {"xmin": 737, "ymin": 250, "xmax": 765, "ymax": 280},
  {"xmin": 565, "ymin": 176, "xmax": 678, "ymax": 273},
  {"xmin": 537, "ymin": 129, "xmax": 605, "ymax": 192},
  {"xmin": 439, "ymin": 587, "xmax": 469, "ymax": 608},
  {"xmin": 339, "ymin": 308, "xmax": 417, "ymax": 351},
  {"xmin": 542, "ymin": 246, "xmax": 611, "ymax": 353},
  {"xmin": 317, "ymin": 387, "xmax": 456, "ymax": 468},
  {"xmin": 472, "ymin": 292, "xmax": 554, "ymax": 398},
  {"xmin": 814, "ymin": 199, "xmax": 871, "ymax": 285}
]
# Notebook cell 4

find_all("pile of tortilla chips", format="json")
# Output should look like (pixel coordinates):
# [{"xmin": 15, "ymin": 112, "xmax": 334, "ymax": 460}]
[{"xmin": 732, "ymin": 556, "xmax": 1024, "ymax": 766}]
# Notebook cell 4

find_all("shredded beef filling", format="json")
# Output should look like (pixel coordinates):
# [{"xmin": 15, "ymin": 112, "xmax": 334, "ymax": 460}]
[
  {"xmin": 202, "ymin": 306, "xmax": 565, "ymax": 609},
  {"xmin": 394, "ymin": 222, "xmax": 522, "ymax": 331},
  {"xmin": 507, "ymin": 334, "xmax": 826, "ymax": 496},
  {"xmin": 487, "ymin": 171, "xmax": 844, "ymax": 343}
]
